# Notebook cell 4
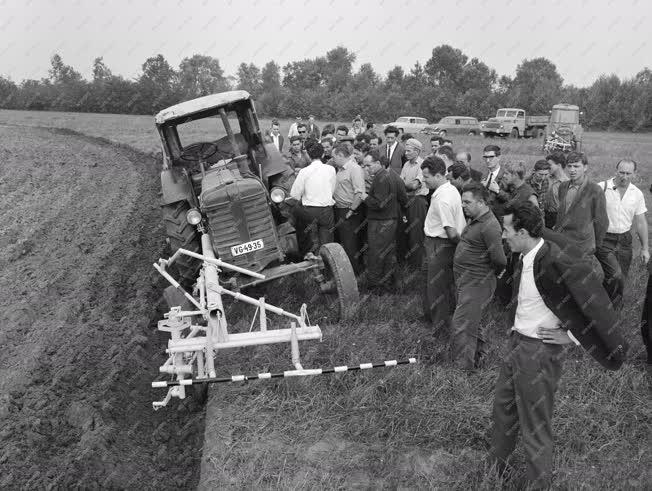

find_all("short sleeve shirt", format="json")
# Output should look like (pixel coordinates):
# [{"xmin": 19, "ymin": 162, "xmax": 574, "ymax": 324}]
[
  {"xmin": 424, "ymin": 181, "xmax": 466, "ymax": 238},
  {"xmin": 598, "ymin": 178, "xmax": 647, "ymax": 233}
]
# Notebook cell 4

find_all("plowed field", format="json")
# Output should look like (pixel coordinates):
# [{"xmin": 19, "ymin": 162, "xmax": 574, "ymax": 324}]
[{"xmin": 0, "ymin": 124, "xmax": 204, "ymax": 488}]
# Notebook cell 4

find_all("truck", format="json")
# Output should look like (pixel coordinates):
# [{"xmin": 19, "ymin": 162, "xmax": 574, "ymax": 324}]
[
  {"xmin": 480, "ymin": 108, "xmax": 549, "ymax": 139},
  {"xmin": 542, "ymin": 103, "xmax": 583, "ymax": 153}
]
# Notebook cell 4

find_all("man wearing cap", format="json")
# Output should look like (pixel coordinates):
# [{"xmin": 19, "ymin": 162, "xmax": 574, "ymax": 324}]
[
  {"xmin": 399, "ymin": 138, "xmax": 428, "ymax": 268},
  {"xmin": 288, "ymin": 116, "xmax": 303, "ymax": 138},
  {"xmin": 526, "ymin": 160, "xmax": 551, "ymax": 213},
  {"xmin": 307, "ymin": 115, "xmax": 320, "ymax": 140}
]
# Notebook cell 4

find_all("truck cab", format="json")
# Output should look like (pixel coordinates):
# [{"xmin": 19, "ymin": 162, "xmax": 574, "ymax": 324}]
[{"xmin": 481, "ymin": 108, "xmax": 548, "ymax": 139}]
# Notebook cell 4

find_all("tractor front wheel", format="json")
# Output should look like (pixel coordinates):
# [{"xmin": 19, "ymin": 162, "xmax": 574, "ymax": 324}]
[
  {"xmin": 162, "ymin": 200, "xmax": 201, "ymax": 290},
  {"xmin": 318, "ymin": 243, "xmax": 359, "ymax": 320}
]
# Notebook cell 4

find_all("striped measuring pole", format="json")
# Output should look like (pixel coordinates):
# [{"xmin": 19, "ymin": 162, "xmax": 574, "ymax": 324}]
[{"xmin": 152, "ymin": 358, "xmax": 417, "ymax": 388}]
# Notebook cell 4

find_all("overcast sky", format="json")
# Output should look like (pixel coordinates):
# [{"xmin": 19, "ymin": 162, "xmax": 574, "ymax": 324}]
[{"xmin": 1, "ymin": 0, "xmax": 650, "ymax": 86}]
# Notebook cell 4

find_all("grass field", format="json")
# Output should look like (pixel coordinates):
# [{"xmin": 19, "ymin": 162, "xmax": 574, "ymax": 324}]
[{"xmin": 1, "ymin": 109, "xmax": 650, "ymax": 489}]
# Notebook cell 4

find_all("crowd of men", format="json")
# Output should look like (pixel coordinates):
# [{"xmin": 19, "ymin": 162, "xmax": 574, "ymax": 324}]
[{"xmin": 265, "ymin": 116, "xmax": 648, "ymax": 488}]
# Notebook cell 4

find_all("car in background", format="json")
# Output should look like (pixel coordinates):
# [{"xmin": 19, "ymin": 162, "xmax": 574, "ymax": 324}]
[
  {"xmin": 425, "ymin": 116, "xmax": 481, "ymax": 137},
  {"xmin": 383, "ymin": 116, "xmax": 430, "ymax": 134}
]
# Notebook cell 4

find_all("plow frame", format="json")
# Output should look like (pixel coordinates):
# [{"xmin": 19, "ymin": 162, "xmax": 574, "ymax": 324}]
[{"xmin": 151, "ymin": 230, "xmax": 322, "ymax": 409}]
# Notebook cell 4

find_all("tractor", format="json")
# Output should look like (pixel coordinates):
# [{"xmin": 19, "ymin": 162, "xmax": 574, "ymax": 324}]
[
  {"xmin": 542, "ymin": 103, "xmax": 583, "ymax": 154},
  {"xmin": 154, "ymin": 90, "xmax": 359, "ymax": 318}
]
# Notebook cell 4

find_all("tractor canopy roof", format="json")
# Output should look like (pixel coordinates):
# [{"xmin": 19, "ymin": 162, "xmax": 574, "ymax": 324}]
[
  {"xmin": 552, "ymin": 103, "xmax": 579, "ymax": 111},
  {"xmin": 155, "ymin": 90, "xmax": 252, "ymax": 126}
]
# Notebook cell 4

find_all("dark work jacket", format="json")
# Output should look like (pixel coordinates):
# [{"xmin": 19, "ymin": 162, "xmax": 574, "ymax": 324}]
[
  {"xmin": 507, "ymin": 240, "xmax": 627, "ymax": 370},
  {"xmin": 365, "ymin": 168, "xmax": 408, "ymax": 220},
  {"xmin": 555, "ymin": 179, "xmax": 608, "ymax": 256}
]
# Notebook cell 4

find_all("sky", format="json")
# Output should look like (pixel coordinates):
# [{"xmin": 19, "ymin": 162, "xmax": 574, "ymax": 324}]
[{"xmin": 1, "ymin": 0, "xmax": 650, "ymax": 87}]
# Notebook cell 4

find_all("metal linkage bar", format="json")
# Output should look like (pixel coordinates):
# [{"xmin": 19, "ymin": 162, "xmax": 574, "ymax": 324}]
[
  {"xmin": 164, "ymin": 248, "xmax": 266, "ymax": 279},
  {"xmin": 152, "ymin": 358, "xmax": 417, "ymax": 388}
]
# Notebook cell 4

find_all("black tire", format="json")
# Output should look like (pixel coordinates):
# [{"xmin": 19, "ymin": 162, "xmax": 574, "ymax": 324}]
[
  {"xmin": 537, "ymin": 129, "xmax": 545, "ymax": 138},
  {"xmin": 439, "ymin": 130, "xmax": 447, "ymax": 137},
  {"xmin": 510, "ymin": 128, "xmax": 519, "ymax": 139},
  {"xmin": 319, "ymin": 243, "xmax": 359, "ymax": 320},
  {"xmin": 162, "ymin": 201, "xmax": 201, "ymax": 290},
  {"xmin": 468, "ymin": 131, "xmax": 476, "ymax": 136}
]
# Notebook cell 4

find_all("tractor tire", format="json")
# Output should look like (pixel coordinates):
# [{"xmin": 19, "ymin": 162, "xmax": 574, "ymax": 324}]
[
  {"xmin": 162, "ymin": 200, "xmax": 201, "ymax": 290},
  {"xmin": 319, "ymin": 242, "xmax": 359, "ymax": 320},
  {"xmin": 510, "ymin": 128, "xmax": 520, "ymax": 139}
]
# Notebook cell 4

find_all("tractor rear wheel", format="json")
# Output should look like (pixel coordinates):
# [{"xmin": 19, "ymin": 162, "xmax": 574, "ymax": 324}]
[
  {"xmin": 319, "ymin": 243, "xmax": 359, "ymax": 320},
  {"xmin": 162, "ymin": 200, "xmax": 201, "ymax": 290}
]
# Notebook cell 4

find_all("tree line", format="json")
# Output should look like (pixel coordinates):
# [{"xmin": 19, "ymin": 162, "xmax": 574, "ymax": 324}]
[{"xmin": 1, "ymin": 45, "xmax": 651, "ymax": 131}]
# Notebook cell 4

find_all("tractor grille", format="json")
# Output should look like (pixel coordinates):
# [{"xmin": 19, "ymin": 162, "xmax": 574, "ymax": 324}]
[{"xmin": 203, "ymin": 192, "xmax": 283, "ymax": 272}]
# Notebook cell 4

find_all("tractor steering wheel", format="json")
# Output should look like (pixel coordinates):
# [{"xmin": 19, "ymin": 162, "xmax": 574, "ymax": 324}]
[{"xmin": 180, "ymin": 142, "xmax": 219, "ymax": 162}]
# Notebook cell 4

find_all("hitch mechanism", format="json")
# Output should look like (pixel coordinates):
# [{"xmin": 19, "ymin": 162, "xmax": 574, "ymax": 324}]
[{"xmin": 151, "ymin": 232, "xmax": 322, "ymax": 409}]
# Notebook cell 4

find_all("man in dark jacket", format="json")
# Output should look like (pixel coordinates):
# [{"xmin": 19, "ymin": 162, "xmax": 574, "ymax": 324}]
[
  {"xmin": 554, "ymin": 152, "xmax": 608, "ymax": 265},
  {"xmin": 362, "ymin": 149, "xmax": 407, "ymax": 292},
  {"xmin": 489, "ymin": 202, "xmax": 627, "ymax": 488},
  {"xmin": 378, "ymin": 125, "xmax": 407, "ymax": 173}
]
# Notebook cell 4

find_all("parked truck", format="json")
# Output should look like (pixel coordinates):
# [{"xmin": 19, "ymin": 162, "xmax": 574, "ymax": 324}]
[{"xmin": 481, "ymin": 108, "xmax": 549, "ymax": 139}]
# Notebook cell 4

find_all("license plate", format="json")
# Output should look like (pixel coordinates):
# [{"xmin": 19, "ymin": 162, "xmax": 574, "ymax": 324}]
[{"xmin": 231, "ymin": 239, "xmax": 264, "ymax": 257}]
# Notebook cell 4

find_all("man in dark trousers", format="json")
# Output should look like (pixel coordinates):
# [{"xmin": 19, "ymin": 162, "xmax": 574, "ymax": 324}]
[
  {"xmin": 554, "ymin": 151, "xmax": 608, "ymax": 275},
  {"xmin": 490, "ymin": 202, "xmax": 627, "ymax": 488},
  {"xmin": 451, "ymin": 183, "xmax": 506, "ymax": 370},
  {"xmin": 421, "ymin": 156, "xmax": 467, "ymax": 331},
  {"xmin": 289, "ymin": 139, "xmax": 336, "ymax": 258},
  {"xmin": 362, "ymin": 149, "xmax": 407, "ymax": 292},
  {"xmin": 379, "ymin": 125, "xmax": 406, "ymax": 173},
  {"xmin": 332, "ymin": 142, "xmax": 367, "ymax": 274}
]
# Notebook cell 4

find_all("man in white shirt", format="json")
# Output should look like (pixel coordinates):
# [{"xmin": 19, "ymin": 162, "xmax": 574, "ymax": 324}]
[
  {"xmin": 399, "ymin": 138, "xmax": 428, "ymax": 267},
  {"xmin": 265, "ymin": 120, "xmax": 284, "ymax": 153},
  {"xmin": 420, "ymin": 155, "xmax": 466, "ymax": 331},
  {"xmin": 596, "ymin": 159, "xmax": 649, "ymax": 309},
  {"xmin": 287, "ymin": 116, "xmax": 303, "ymax": 138},
  {"xmin": 489, "ymin": 202, "xmax": 627, "ymax": 488},
  {"xmin": 289, "ymin": 139, "xmax": 336, "ymax": 257}
]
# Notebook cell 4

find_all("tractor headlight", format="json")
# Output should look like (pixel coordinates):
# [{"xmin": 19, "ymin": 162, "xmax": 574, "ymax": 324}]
[
  {"xmin": 186, "ymin": 208, "xmax": 202, "ymax": 225},
  {"xmin": 270, "ymin": 187, "xmax": 286, "ymax": 203}
]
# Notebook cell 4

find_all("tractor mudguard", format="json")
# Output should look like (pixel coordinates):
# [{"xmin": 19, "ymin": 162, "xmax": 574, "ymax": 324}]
[{"xmin": 160, "ymin": 167, "xmax": 194, "ymax": 206}]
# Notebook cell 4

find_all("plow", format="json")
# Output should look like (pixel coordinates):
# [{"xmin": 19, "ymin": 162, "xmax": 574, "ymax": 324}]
[{"xmin": 151, "ymin": 227, "xmax": 322, "ymax": 409}]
